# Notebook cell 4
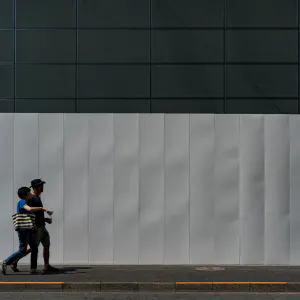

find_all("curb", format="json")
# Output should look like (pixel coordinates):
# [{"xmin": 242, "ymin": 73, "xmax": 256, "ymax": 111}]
[{"xmin": 0, "ymin": 282, "xmax": 299, "ymax": 293}]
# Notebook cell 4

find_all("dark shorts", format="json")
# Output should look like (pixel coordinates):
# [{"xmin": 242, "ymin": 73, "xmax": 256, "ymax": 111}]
[{"xmin": 36, "ymin": 226, "xmax": 50, "ymax": 248}]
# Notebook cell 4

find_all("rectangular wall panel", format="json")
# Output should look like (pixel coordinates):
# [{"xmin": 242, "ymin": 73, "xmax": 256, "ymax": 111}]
[
  {"xmin": 14, "ymin": 113, "xmax": 39, "ymax": 264},
  {"xmin": 214, "ymin": 115, "xmax": 240, "ymax": 264},
  {"xmin": 0, "ymin": 114, "xmax": 14, "ymax": 258},
  {"xmin": 164, "ymin": 115, "xmax": 190, "ymax": 264},
  {"xmin": 113, "ymin": 114, "xmax": 139, "ymax": 264},
  {"xmin": 264, "ymin": 115, "xmax": 290, "ymax": 264},
  {"xmin": 139, "ymin": 114, "xmax": 164, "ymax": 264},
  {"xmin": 38, "ymin": 114, "xmax": 64, "ymax": 265},
  {"xmin": 88, "ymin": 114, "xmax": 114, "ymax": 264},
  {"xmin": 290, "ymin": 116, "xmax": 300, "ymax": 264},
  {"xmin": 1, "ymin": 113, "xmax": 300, "ymax": 265},
  {"xmin": 189, "ymin": 114, "xmax": 215, "ymax": 264},
  {"xmin": 63, "ymin": 114, "xmax": 89, "ymax": 264},
  {"xmin": 239, "ymin": 115, "xmax": 265, "ymax": 264}
]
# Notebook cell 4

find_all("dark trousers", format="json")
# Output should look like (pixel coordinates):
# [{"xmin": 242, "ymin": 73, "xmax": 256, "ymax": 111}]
[{"xmin": 4, "ymin": 230, "xmax": 38, "ymax": 269}]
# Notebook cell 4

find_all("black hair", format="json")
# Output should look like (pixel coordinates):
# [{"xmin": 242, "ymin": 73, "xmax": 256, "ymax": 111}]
[{"xmin": 17, "ymin": 187, "xmax": 31, "ymax": 199}]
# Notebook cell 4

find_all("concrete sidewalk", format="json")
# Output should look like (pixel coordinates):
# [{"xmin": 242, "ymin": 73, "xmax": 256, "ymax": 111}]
[{"xmin": 1, "ymin": 265, "xmax": 300, "ymax": 293}]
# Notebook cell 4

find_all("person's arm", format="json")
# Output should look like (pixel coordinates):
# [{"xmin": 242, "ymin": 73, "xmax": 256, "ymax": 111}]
[{"xmin": 23, "ymin": 205, "xmax": 47, "ymax": 213}]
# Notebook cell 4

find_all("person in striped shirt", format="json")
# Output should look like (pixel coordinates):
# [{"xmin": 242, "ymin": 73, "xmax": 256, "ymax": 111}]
[{"xmin": 0, "ymin": 187, "xmax": 47, "ymax": 275}]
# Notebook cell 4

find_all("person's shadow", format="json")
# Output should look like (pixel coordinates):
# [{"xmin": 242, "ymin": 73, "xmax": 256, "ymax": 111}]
[
  {"xmin": 6, "ymin": 266, "xmax": 93, "ymax": 275},
  {"xmin": 47, "ymin": 266, "xmax": 93, "ymax": 275}
]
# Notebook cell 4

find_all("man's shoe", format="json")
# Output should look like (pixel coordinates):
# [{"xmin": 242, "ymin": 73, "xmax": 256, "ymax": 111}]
[
  {"xmin": 11, "ymin": 262, "xmax": 19, "ymax": 272},
  {"xmin": 43, "ymin": 265, "xmax": 59, "ymax": 273},
  {"xmin": 0, "ymin": 260, "xmax": 7, "ymax": 275},
  {"xmin": 30, "ymin": 269, "xmax": 39, "ymax": 274}
]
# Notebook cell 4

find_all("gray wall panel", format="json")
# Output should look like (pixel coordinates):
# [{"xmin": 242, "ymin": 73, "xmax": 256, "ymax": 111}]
[
  {"xmin": 78, "ymin": 0, "xmax": 150, "ymax": 28},
  {"xmin": 152, "ymin": 0, "xmax": 223, "ymax": 27},
  {"xmin": 89, "ymin": 115, "xmax": 114, "ymax": 264},
  {"xmin": 226, "ymin": 0, "xmax": 298, "ymax": 27},
  {"xmin": 79, "ymin": 30, "xmax": 149, "ymax": 63},
  {"xmin": 139, "ymin": 115, "xmax": 164, "ymax": 264},
  {"xmin": 190, "ymin": 115, "xmax": 214, "ymax": 263},
  {"xmin": 227, "ymin": 65, "xmax": 298, "ymax": 98},
  {"xmin": 113, "ymin": 114, "xmax": 139, "ymax": 264},
  {"xmin": 0, "ymin": 30, "xmax": 13, "ymax": 62},
  {"xmin": 78, "ymin": 99, "xmax": 150, "ymax": 113},
  {"xmin": 15, "ymin": 99, "xmax": 76, "ymax": 113},
  {"xmin": 290, "ymin": 116, "xmax": 300, "ymax": 264},
  {"xmin": 0, "ymin": 99, "xmax": 14, "ymax": 112},
  {"xmin": 0, "ymin": 114, "xmax": 14, "ymax": 257},
  {"xmin": 152, "ymin": 30, "xmax": 223, "ymax": 63},
  {"xmin": 214, "ymin": 115, "xmax": 240, "ymax": 263},
  {"xmin": 152, "ymin": 66, "xmax": 224, "ymax": 98},
  {"xmin": 63, "ymin": 114, "xmax": 89, "ymax": 264},
  {"xmin": 13, "ymin": 114, "xmax": 39, "ymax": 264},
  {"xmin": 78, "ymin": 65, "xmax": 150, "ymax": 98},
  {"xmin": 151, "ymin": 99, "xmax": 224, "ymax": 113},
  {"xmin": 16, "ymin": 0, "xmax": 76, "ymax": 28},
  {"xmin": 2, "ymin": 113, "xmax": 300, "ymax": 265},
  {"xmin": 239, "ymin": 115, "xmax": 265, "ymax": 264},
  {"xmin": 264, "ymin": 116, "xmax": 290, "ymax": 264},
  {"xmin": 17, "ymin": 30, "xmax": 76, "ymax": 63},
  {"xmin": 38, "ymin": 114, "xmax": 64, "ymax": 264},
  {"xmin": 16, "ymin": 65, "xmax": 76, "ymax": 98},
  {"xmin": 227, "ymin": 99, "xmax": 298, "ymax": 114},
  {"xmin": 0, "ymin": 66, "xmax": 14, "ymax": 98},
  {"xmin": 0, "ymin": 0, "xmax": 13, "ymax": 28},
  {"xmin": 227, "ymin": 30, "xmax": 298, "ymax": 63},
  {"xmin": 164, "ymin": 115, "xmax": 189, "ymax": 264}
]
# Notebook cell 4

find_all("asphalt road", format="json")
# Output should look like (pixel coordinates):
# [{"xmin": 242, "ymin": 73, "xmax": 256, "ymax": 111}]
[{"xmin": 1, "ymin": 293, "xmax": 300, "ymax": 300}]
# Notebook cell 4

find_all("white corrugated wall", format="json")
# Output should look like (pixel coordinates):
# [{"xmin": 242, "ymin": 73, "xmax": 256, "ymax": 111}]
[{"xmin": 0, "ymin": 113, "xmax": 298, "ymax": 265}]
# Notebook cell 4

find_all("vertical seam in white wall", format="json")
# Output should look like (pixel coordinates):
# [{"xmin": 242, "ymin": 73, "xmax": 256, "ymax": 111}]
[
  {"xmin": 12, "ymin": 114, "xmax": 15, "ymax": 252},
  {"xmin": 37, "ymin": 114, "xmax": 40, "ymax": 266},
  {"xmin": 62, "ymin": 114, "xmax": 65, "ymax": 265},
  {"xmin": 213, "ymin": 115, "xmax": 216, "ymax": 261},
  {"xmin": 37, "ymin": 114, "xmax": 40, "ymax": 179},
  {"xmin": 112, "ymin": 114, "xmax": 115, "ymax": 264},
  {"xmin": 163, "ymin": 114, "xmax": 166, "ymax": 264},
  {"xmin": 12, "ymin": 0, "xmax": 16, "ymax": 253},
  {"xmin": 263, "ymin": 115, "xmax": 266, "ymax": 264},
  {"xmin": 13, "ymin": 0, "xmax": 16, "ymax": 112},
  {"xmin": 138, "ymin": 114, "xmax": 141, "ymax": 264},
  {"xmin": 87, "ymin": 115, "xmax": 90, "ymax": 265},
  {"xmin": 188, "ymin": 115, "xmax": 191, "ymax": 264},
  {"xmin": 238, "ymin": 115, "xmax": 241, "ymax": 264},
  {"xmin": 288, "ymin": 116, "xmax": 291, "ymax": 265}
]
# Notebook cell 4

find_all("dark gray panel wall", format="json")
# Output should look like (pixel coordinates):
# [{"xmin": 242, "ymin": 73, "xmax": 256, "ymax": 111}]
[{"xmin": 0, "ymin": 0, "xmax": 298, "ymax": 114}]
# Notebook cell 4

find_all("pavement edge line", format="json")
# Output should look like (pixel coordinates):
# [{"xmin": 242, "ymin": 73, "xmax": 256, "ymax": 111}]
[
  {"xmin": 176, "ymin": 282, "xmax": 287, "ymax": 285},
  {"xmin": 0, "ymin": 282, "xmax": 64, "ymax": 284}
]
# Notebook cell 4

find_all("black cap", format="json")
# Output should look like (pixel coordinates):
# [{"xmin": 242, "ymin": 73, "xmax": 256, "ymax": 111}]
[{"xmin": 30, "ymin": 179, "xmax": 46, "ymax": 188}]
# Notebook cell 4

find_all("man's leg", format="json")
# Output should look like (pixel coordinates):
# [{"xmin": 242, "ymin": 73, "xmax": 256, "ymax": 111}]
[
  {"xmin": 39, "ymin": 227, "xmax": 58, "ymax": 272},
  {"xmin": 28, "ymin": 231, "xmax": 38, "ymax": 274},
  {"xmin": 44, "ymin": 247, "xmax": 49, "ymax": 268}
]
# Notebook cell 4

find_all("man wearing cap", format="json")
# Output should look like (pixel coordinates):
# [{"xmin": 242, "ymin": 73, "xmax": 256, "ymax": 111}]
[{"xmin": 12, "ymin": 179, "xmax": 58, "ymax": 273}]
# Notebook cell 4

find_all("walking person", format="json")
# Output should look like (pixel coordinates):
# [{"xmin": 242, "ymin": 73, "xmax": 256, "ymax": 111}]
[
  {"xmin": 0, "ymin": 187, "xmax": 47, "ymax": 275},
  {"xmin": 11, "ymin": 179, "xmax": 59, "ymax": 274}
]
